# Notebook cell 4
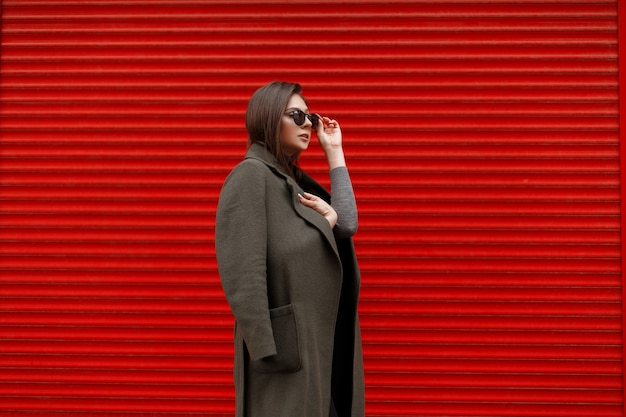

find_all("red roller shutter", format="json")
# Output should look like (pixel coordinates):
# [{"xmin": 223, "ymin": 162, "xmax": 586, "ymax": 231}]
[{"xmin": 0, "ymin": 1, "xmax": 622, "ymax": 416}]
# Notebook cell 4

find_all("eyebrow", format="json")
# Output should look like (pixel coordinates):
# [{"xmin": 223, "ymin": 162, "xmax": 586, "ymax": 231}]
[{"xmin": 286, "ymin": 107, "xmax": 309, "ymax": 113}]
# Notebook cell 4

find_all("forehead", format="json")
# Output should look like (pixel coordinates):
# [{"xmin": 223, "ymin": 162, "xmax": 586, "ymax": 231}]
[{"xmin": 286, "ymin": 94, "xmax": 307, "ymax": 110}]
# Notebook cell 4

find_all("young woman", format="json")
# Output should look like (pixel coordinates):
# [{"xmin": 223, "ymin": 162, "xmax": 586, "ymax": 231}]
[{"xmin": 215, "ymin": 81, "xmax": 364, "ymax": 417}]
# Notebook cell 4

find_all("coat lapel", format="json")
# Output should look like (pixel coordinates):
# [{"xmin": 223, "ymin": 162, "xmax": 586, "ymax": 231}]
[{"xmin": 244, "ymin": 144, "xmax": 340, "ymax": 257}]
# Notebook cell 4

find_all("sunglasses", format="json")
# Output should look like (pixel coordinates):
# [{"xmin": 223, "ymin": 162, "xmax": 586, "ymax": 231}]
[{"xmin": 285, "ymin": 110, "xmax": 319, "ymax": 130}]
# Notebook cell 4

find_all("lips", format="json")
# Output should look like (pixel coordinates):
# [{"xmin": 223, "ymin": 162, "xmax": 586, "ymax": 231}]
[{"xmin": 298, "ymin": 134, "xmax": 309, "ymax": 141}]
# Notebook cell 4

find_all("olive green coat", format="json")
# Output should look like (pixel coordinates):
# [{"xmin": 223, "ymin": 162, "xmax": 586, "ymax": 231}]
[{"xmin": 215, "ymin": 144, "xmax": 364, "ymax": 417}]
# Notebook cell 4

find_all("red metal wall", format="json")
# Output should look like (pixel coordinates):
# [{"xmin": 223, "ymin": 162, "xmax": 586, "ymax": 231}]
[{"xmin": 0, "ymin": 1, "xmax": 622, "ymax": 416}]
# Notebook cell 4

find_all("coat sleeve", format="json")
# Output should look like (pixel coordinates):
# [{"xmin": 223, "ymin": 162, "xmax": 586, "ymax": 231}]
[
  {"xmin": 215, "ymin": 160, "xmax": 277, "ymax": 360},
  {"xmin": 329, "ymin": 166, "xmax": 358, "ymax": 238}
]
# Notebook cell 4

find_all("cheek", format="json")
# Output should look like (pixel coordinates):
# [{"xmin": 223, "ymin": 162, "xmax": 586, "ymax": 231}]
[{"xmin": 279, "ymin": 120, "xmax": 294, "ymax": 143}]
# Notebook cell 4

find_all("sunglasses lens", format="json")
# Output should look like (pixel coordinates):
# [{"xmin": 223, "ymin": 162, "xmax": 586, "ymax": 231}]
[
  {"xmin": 289, "ymin": 111, "xmax": 318, "ymax": 129},
  {"xmin": 292, "ymin": 111, "xmax": 306, "ymax": 126},
  {"xmin": 308, "ymin": 114, "xmax": 319, "ymax": 130}
]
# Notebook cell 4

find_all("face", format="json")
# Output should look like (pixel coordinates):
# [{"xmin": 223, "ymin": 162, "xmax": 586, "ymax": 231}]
[{"xmin": 280, "ymin": 94, "xmax": 313, "ymax": 157}]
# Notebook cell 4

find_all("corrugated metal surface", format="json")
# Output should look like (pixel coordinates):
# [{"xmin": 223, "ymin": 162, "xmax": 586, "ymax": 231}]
[
  {"xmin": 0, "ymin": 1, "xmax": 621, "ymax": 416},
  {"xmin": 621, "ymin": 0, "xmax": 626, "ymax": 410}
]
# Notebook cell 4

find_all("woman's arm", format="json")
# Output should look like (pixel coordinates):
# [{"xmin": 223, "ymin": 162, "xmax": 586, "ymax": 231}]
[
  {"xmin": 316, "ymin": 115, "xmax": 346, "ymax": 170},
  {"xmin": 316, "ymin": 116, "xmax": 358, "ymax": 237},
  {"xmin": 329, "ymin": 166, "xmax": 358, "ymax": 238},
  {"xmin": 215, "ymin": 160, "xmax": 277, "ymax": 360}
]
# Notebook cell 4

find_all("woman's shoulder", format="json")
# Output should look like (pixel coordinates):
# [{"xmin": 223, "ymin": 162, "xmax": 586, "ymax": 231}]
[
  {"xmin": 222, "ymin": 157, "xmax": 274, "ymax": 191},
  {"xmin": 228, "ymin": 157, "xmax": 270, "ymax": 178}
]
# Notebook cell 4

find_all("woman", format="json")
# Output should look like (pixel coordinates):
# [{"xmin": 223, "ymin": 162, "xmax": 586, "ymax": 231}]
[{"xmin": 215, "ymin": 81, "xmax": 364, "ymax": 417}]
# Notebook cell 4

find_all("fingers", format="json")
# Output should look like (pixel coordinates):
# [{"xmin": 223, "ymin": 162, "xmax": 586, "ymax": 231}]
[
  {"xmin": 298, "ymin": 192, "xmax": 338, "ymax": 228},
  {"xmin": 314, "ymin": 117, "xmax": 342, "ymax": 152},
  {"xmin": 313, "ymin": 114, "xmax": 339, "ymax": 130},
  {"xmin": 298, "ymin": 192, "xmax": 329, "ymax": 214},
  {"xmin": 322, "ymin": 116, "xmax": 338, "ymax": 129},
  {"xmin": 298, "ymin": 192, "xmax": 321, "ymax": 209}
]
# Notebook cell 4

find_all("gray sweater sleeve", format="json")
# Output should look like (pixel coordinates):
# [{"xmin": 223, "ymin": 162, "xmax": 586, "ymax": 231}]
[{"xmin": 330, "ymin": 166, "xmax": 358, "ymax": 238}]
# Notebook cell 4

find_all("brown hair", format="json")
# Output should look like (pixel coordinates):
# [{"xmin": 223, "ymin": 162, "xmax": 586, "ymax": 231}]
[{"xmin": 246, "ymin": 81, "xmax": 306, "ymax": 178}]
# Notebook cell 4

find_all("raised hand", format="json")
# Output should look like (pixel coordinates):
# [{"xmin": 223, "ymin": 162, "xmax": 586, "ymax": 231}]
[
  {"xmin": 315, "ymin": 115, "xmax": 345, "ymax": 170},
  {"xmin": 298, "ymin": 192, "xmax": 338, "ymax": 228}
]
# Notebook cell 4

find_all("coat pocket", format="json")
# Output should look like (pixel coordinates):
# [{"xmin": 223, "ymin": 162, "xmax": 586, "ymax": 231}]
[{"xmin": 251, "ymin": 304, "xmax": 302, "ymax": 373}]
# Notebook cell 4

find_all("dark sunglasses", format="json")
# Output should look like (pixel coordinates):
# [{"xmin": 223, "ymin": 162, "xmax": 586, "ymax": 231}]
[{"xmin": 285, "ymin": 110, "xmax": 319, "ymax": 130}]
